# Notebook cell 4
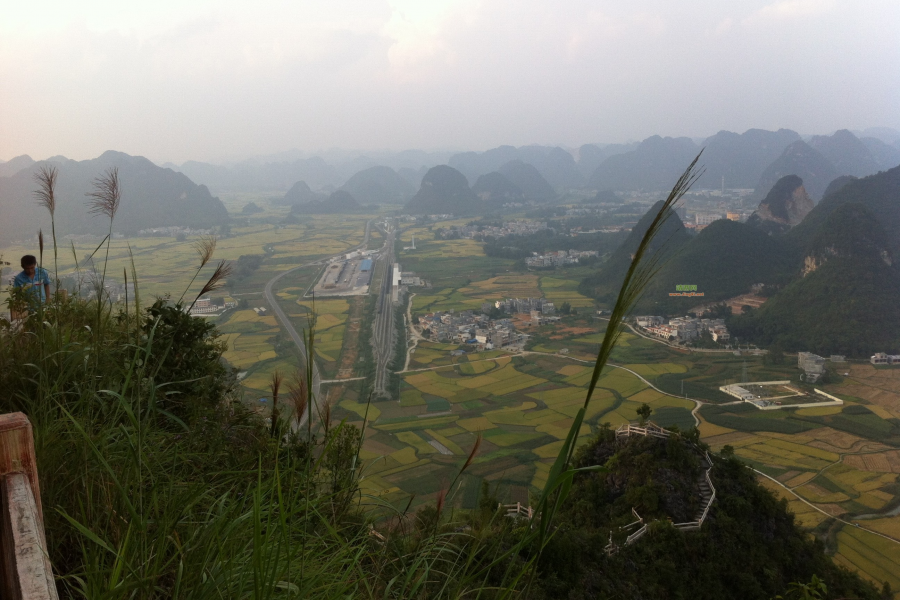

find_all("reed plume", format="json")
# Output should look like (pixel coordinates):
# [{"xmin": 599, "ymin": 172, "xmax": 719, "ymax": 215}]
[
  {"xmin": 192, "ymin": 235, "xmax": 216, "ymax": 268},
  {"xmin": 33, "ymin": 166, "xmax": 60, "ymax": 299},
  {"xmin": 288, "ymin": 375, "xmax": 309, "ymax": 427},
  {"xmin": 86, "ymin": 167, "xmax": 121, "ymax": 320},
  {"xmin": 179, "ymin": 236, "xmax": 218, "ymax": 303},
  {"xmin": 187, "ymin": 260, "xmax": 233, "ymax": 311},
  {"xmin": 270, "ymin": 370, "xmax": 283, "ymax": 437},
  {"xmin": 86, "ymin": 168, "xmax": 121, "ymax": 220},
  {"xmin": 33, "ymin": 165, "xmax": 58, "ymax": 216}
]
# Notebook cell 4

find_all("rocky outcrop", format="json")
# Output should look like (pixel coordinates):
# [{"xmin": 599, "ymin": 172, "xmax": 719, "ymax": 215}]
[{"xmin": 746, "ymin": 175, "xmax": 814, "ymax": 234}]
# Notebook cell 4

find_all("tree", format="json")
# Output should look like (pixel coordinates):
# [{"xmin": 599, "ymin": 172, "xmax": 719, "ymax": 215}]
[
  {"xmin": 636, "ymin": 403, "xmax": 652, "ymax": 425},
  {"xmin": 764, "ymin": 344, "xmax": 785, "ymax": 365},
  {"xmin": 560, "ymin": 302, "xmax": 572, "ymax": 315},
  {"xmin": 706, "ymin": 302, "xmax": 732, "ymax": 319},
  {"xmin": 775, "ymin": 574, "xmax": 827, "ymax": 599}
]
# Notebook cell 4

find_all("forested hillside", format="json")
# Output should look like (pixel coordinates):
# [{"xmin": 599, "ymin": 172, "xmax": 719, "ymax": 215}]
[{"xmin": 533, "ymin": 429, "xmax": 883, "ymax": 599}]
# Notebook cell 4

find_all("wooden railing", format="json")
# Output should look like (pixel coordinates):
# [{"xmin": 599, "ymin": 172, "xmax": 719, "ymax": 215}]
[
  {"xmin": 501, "ymin": 502, "xmax": 534, "ymax": 519},
  {"xmin": 605, "ymin": 423, "xmax": 716, "ymax": 554},
  {"xmin": 615, "ymin": 422, "xmax": 672, "ymax": 441},
  {"xmin": 0, "ymin": 413, "xmax": 57, "ymax": 599},
  {"xmin": 672, "ymin": 452, "xmax": 716, "ymax": 531}
]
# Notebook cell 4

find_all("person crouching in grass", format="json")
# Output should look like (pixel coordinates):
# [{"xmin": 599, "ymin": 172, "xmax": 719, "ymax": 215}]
[{"xmin": 11, "ymin": 255, "xmax": 50, "ymax": 318}]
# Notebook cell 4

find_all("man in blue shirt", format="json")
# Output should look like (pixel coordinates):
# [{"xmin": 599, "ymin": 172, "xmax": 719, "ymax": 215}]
[{"xmin": 13, "ymin": 255, "xmax": 51, "ymax": 304}]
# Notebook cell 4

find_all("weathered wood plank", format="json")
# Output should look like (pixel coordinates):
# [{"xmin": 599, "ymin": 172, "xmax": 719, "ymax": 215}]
[
  {"xmin": 0, "ymin": 413, "xmax": 43, "ymax": 523},
  {"xmin": 1, "ymin": 473, "xmax": 57, "ymax": 599}
]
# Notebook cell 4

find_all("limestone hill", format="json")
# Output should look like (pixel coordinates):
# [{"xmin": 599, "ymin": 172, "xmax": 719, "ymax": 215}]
[
  {"xmin": 746, "ymin": 175, "xmax": 814, "ymax": 235},
  {"xmin": 788, "ymin": 163, "xmax": 900, "ymax": 256},
  {"xmin": 586, "ymin": 135, "xmax": 700, "ymax": 191},
  {"xmin": 404, "ymin": 165, "xmax": 481, "ymax": 215},
  {"xmin": 578, "ymin": 200, "xmax": 690, "ymax": 303},
  {"xmin": 471, "ymin": 172, "xmax": 525, "ymax": 203},
  {"xmin": 282, "ymin": 180, "xmax": 325, "ymax": 205},
  {"xmin": 497, "ymin": 160, "xmax": 556, "ymax": 202},
  {"xmin": 699, "ymin": 128, "xmax": 801, "ymax": 189},
  {"xmin": 753, "ymin": 141, "xmax": 838, "ymax": 202},
  {"xmin": 632, "ymin": 219, "xmax": 796, "ymax": 315},
  {"xmin": 534, "ymin": 427, "xmax": 882, "ymax": 599},
  {"xmin": 339, "ymin": 165, "xmax": 415, "ymax": 205},
  {"xmin": 291, "ymin": 189, "xmax": 361, "ymax": 215},
  {"xmin": 732, "ymin": 202, "xmax": 900, "ymax": 355},
  {"xmin": 809, "ymin": 129, "xmax": 882, "ymax": 178}
]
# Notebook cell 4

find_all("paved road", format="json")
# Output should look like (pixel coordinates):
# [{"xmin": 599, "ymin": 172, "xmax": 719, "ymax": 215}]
[{"xmin": 261, "ymin": 220, "xmax": 371, "ymax": 430}]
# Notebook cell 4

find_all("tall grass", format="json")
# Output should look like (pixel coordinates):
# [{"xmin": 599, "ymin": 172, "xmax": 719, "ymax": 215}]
[{"xmin": 0, "ymin": 155, "xmax": 701, "ymax": 598}]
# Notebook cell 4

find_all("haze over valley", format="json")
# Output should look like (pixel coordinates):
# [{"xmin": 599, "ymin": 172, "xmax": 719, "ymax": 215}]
[{"xmin": 3, "ymin": 1, "xmax": 900, "ymax": 598}]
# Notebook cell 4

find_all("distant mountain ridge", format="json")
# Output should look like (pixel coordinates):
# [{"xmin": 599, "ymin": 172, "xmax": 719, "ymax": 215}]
[
  {"xmin": 448, "ymin": 145, "xmax": 582, "ymax": 190},
  {"xmin": 809, "ymin": 129, "xmax": 882, "ymax": 177},
  {"xmin": 177, "ymin": 157, "xmax": 341, "ymax": 193},
  {"xmin": 699, "ymin": 129, "xmax": 801, "ymax": 189},
  {"xmin": 0, "ymin": 155, "xmax": 36, "ymax": 178},
  {"xmin": 0, "ymin": 151, "xmax": 229, "ymax": 242},
  {"xmin": 586, "ymin": 136, "xmax": 701, "ymax": 191}
]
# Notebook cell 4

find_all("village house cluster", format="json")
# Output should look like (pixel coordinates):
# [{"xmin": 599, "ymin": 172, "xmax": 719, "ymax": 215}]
[
  {"xmin": 797, "ymin": 352, "xmax": 847, "ymax": 382},
  {"xmin": 436, "ymin": 221, "xmax": 549, "ymax": 240},
  {"xmin": 635, "ymin": 315, "xmax": 731, "ymax": 343},
  {"xmin": 870, "ymin": 353, "xmax": 900, "ymax": 365},
  {"xmin": 417, "ymin": 310, "xmax": 526, "ymax": 350},
  {"xmin": 189, "ymin": 296, "xmax": 238, "ymax": 315},
  {"xmin": 486, "ymin": 297, "xmax": 556, "ymax": 316},
  {"xmin": 137, "ymin": 226, "xmax": 214, "ymax": 237},
  {"xmin": 525, "ymin": 249, "xmax": 599, "ymax": 268}
]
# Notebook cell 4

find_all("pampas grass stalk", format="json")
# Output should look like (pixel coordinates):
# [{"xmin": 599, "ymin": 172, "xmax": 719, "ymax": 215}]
[{"xmin": 34, "ymin": 165, "xmax": 59, "ymax": 294}]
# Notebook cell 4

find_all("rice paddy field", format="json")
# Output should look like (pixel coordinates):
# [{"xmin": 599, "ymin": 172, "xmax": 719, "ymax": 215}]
[
  {"xmin": 700, "ymin": 365, "xmax": 900, "ymax": 593},
  {"xmin": 338, "ymin": 353, "xmax": 696, "ymax": 511}
]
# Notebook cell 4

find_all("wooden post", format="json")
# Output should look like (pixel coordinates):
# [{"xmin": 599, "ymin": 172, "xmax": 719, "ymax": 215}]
[{"xmin": 0, "ymin": 412, "xmax": 57, "ymax": 600}]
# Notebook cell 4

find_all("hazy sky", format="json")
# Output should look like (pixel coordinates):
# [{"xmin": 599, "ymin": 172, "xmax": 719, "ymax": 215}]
[{"xmin": 2, "ymin": 0, "xmax": 898, "ymax": 163}]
